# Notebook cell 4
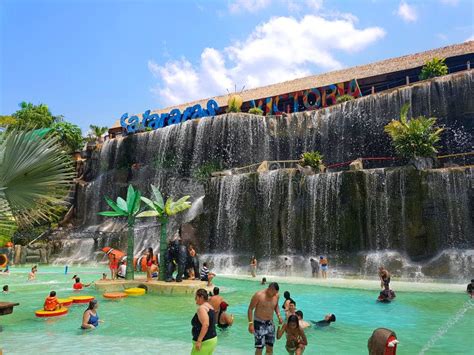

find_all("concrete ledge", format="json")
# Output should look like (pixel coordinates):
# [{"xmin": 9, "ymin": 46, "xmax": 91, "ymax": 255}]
[{"xmin": 95, "ymin": 278, "xmax": 212, "ymax": 295}]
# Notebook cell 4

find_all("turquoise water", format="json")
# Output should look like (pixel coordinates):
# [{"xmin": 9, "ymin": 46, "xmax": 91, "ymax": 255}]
[{"xmin": 0, "ymin": 266, "xmax": 472, "ymax": 354}]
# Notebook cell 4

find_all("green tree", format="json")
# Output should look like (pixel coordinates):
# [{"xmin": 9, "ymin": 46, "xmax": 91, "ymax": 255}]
[
  {"xmin": 88, "ymin": 125, "xmax": 108, "ymax": 142},
  {"xmin": 49, "ymin": 121, "xmax": 84, "ymax": 153},
  {"xmin": 11, "ymin": 102, "xmax": 59, "ymax": 129},
  {"xmin": 419, "ymin": 58, "xmax": 448, "ymax": 80},
  {"xmin": 0, "ymin": 130, "xmax": 74, "ymax": 231},
  {"xmin": 137, "ymin": 185, "xmax": 191, "ymax": 281},
  {"xmin": 384, "ymin": 103, "xmax": 444, "ymax": 159},
  {"xmin": 0, "ymin": 115, "xmax": 17, "ymax": 129},
  {"xmin": 98, "ymin": 185, "xmax": 142, "ymax": 280}
]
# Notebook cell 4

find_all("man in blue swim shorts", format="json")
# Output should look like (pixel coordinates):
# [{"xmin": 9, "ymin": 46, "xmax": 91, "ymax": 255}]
[{"xmin": 248, "ymin": 282, "xmax": 283, "ymax": 354}]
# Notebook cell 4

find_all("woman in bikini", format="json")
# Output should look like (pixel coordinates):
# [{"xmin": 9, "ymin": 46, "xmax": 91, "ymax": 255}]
[
  {"xmin": 277, "ymin": 314, "xmax": 308, "ymax": 354},
  {"xmin": 146, "ymin": 247, "xmax": 154, "ymax": 282}
]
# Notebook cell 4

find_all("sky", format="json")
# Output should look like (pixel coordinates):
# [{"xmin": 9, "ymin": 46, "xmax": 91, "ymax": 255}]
[{"xmin": 1, "ymin": 0, "xmax": 473, "ymax": 132}]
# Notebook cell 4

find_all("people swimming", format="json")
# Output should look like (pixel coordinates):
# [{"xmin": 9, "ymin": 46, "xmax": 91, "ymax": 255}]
[
  {"xmin": 209, "ymin": 287, "xmax": 224, "ymax": 315},
  {"xmin": 81, "ymin": 300, "xmax": 102, "ymax": 329},
  {"xmin": 277, "ymin": 314, "xmax": 308, "ymax": 354},
  {"xmin": 378, "ymin": 266, "xmax": 391, "ymax": 289},
  {"xmin": 217, "ymin": 301, "xmax": 234, "ymax": 330},
  {"xmin": 467, "ymin": 279, "xmax": 473, "ymax": 298},
  {"xmin": 295, "ymin": 310, "xmax": 310, "ymax": 329},
  {"xmin": 2, "ymin": 285, "xmax": 8, "ymax": 294},
  {"xmin": 311, "ymin": 313, "xmax": 336, "ymax": 327},
  {"xmin": 378, "ymin": 285, "xmax": 396, "ymax": 302},
  {"xmin": 261, "ymin": 277, "xmax": 267, "ymax": 285},
  {"xmin": 28, "ymin": 265, "xmax": 37, "ymax": 281},
  {"xmin": 282, "ymin": 291, "xmax": 295, "ymax": 311},
  {"xmin": 73, "ymin": 277, "xmax": 92, "ymax": 290},
  {"xmin": 285, "ymin": 300, "xmax": 297, "ymax": 320},
  {"xmin": 44, "ymin": 291, "xmax": 60, "ymax": 311}
]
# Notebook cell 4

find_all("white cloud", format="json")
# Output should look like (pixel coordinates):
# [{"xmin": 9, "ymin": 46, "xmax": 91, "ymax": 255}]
[
  {"xmin": 466, "ymin": 35, "xmax": 474, "ymax": 42},
  {"xmin": 228, "ymin": 0, "xmax": 271, "ymax": 14},
  {"xmin": 149, "ymin": 15, "xmax": 385, "ymax": 106},
  {"xmin": 439, "ymin": 0, "xmax": 459, "ymax": 5},
  {"xmin": 437, "ymin": 33, "xmax": 448, "ymax": 41},
  {"xmin": 397, "ymin": 1, "xmax": 417, "ymax": 22}
]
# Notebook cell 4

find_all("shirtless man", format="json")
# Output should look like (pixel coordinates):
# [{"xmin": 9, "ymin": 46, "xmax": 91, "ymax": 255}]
[
  {"xmin": 378, "ymin": 266, "xmax": 390, "ymax": 289},
  {"xmin": 209, "ymin": 287, "xmax": 224, "ymax": 315},
  {"xmin": 248, "ymin": 282, "xmax": 283, "ymax": 355}
]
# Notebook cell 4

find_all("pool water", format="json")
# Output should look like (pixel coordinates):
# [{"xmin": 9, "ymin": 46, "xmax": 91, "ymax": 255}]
[{"xmin": 0, "ymin": 266, "xmax": 472, "ymax": 354}]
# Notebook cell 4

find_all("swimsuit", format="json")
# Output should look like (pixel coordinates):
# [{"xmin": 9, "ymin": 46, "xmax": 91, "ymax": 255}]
[
  {"xmin": 253, "ymin": 317, "xmax": 275, "ymax": 349},
  {"xmin": 191, "ymin": 309, "xmax": 217, "ymax": 354},
  {"xmin": 81, "ymin": 311, "xmax": 99, "ymax": 329},
  {"xmin": 217, "ymin": 309, "xmax": 229, "ymax": 330}
]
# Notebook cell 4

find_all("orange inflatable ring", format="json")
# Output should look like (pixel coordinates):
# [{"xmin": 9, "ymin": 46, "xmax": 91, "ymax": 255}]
[
  {"xmin": 35, "ymin": 308, "xmax": 68, "ymax": 318},
  {"xmin": 0, "ymin": 254, "xmax": 7, "ymax": 268},
  {"xmin": 70, "ymin": 295, "xmax": 95, "ymax": 304},
  {"xmin": 103, "ymin": 292, "xmax": 128, "ymax": 299},
  {"xmin": 58, "ymin": 298, "xmax": 73, "ymax": 307}
]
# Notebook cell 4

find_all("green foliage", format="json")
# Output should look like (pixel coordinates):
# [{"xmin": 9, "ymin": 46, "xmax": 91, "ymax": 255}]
[
  {"xmin": 300, "ymin": 151, "xmax": 324, "ymax": 170},
  {"xmin": 49, "ymin": 121, "xmax": 84, "ymax": 153},
  {"xmin": 192, "ymin": 161, "xmax": 222, "ymax": 183},
  {"xmin": 419, "ymin": 58, "xmax": 448, "ymax": 80},
  {"xmin": 152, "ymin": 153, "xmax": 177, "ymax": 169},
  {"xmin": 226, "ymin": 97, "xmax": 242, "ymax": 113},
  {"xmin": 336, "ymin": 95, "xmax": 355, "ymax": 103},
  {"xmin": 248, "ymin": 107, "xmax": 264, "ymax": 115},
  {"xmin": 384, "ymin": 103, "xmax": 444, "ymax": 159},
  {"xmin": 0, "ymin": 115, "xmax": 17, "ymax": 128},
  {"xmin": 10, "ymin": 102, "xmax": 59, "ymax": 129},
  {"xmin": 0, "ymin": 130, "xmax": 74, "ymax": 230},
  {"xmin": 98, "ymin": 185, "xmax": 142, "ymax": 220},
  {"xmin": 88, "ymin": 125, "xmax": 108, "ymax": 142}
]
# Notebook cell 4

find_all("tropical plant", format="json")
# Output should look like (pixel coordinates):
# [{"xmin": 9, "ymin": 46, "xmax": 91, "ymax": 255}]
[
  {"xmin": 248, "ymin": 107, "xmax": 264, "ymax": 115},
  {"xmin": 98, "ymin": 185, "xmax": 142, "ymax": 280},
  {"xmin": 137, "ymin": 185, "xmax": 191, "ymax": 281},
  {"xmin": 384, "ymin": 103, "xmax": 444, "ymax": 159},
  {"xmin": 226, "ymin": 94, "xmax": 243, "ymax": 113},
  {"xmin": 10, "ymin": 102, "xmax": 60, "ymax": 130},
  {"xmin": 0, "ymin": 130, "xmax": 74, "ymax": 231},
  {"xmin": 49, "ymin": 121, "xmax": 84, "ymax": 153},
  {"xmin": 0, "ymin": 115, "xmax": 17, "ymax": 129},
  {"xmin": 336, "ymin": 94, "xmax": 354, "ymax": 104},
  {"xmin": 419, "ymin": 57, "xmax": 448, "ymax": 80},
  {"xmin": 300, "ymin": 151, "xmax": 324, "ymax": 171},
  {"xmin": 192, "ymin": 161, "xmax": 222, "ymax": 183}
]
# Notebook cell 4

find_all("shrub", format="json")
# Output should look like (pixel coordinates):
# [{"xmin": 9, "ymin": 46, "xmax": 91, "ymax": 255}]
[
  {"xmin": 336, "ymin": 95, "xmax": 354, "ymax": 103},
  {"xmin": 419, "ymin": 58, "xmax": 448, "ymax": 80},
  {"xmin": 192, "ymin": 161, "xmax": 222, "ymax": 183},
  {"xmin": 384, "ymin": 103, "xmax": 444, "ymax": 159},
  {"xmin": 248, "ymin": 107, "xmax": 264, "ymax": 115},
  {"xmin": 226, "ymin": 95, "xmax": 243, "ymax": 113},
  {"xmin": 300, "ymin": 151, "xmax": 324, "ymax": 170}
]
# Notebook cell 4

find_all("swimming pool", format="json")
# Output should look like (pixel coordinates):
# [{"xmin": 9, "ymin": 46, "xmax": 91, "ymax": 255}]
[{"xmin": 0, "ymin": 266, "xmax": 472, "ymax": 354}]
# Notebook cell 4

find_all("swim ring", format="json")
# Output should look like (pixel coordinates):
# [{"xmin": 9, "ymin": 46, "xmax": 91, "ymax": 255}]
[
  {"xmin": 103, "ymin": 292, "xmax": 128, "ymax": 299},
  {"xmin": 124, "ymin": 287, "xmax": 146, "ymax": 296},
  {"xmin": 0, "ymin": 254, "xmax": 8, "ymax": 268},
  {"xmin": 35, "ymin": 308, "xmax": 68, "ymax": 318},
  {"xmin": 70, "ymin": 295, "xmax": 95, "ymax": 304},
  {"xmin": 58, "ymin": 298, "xmax": 73, "ymax": 307}
]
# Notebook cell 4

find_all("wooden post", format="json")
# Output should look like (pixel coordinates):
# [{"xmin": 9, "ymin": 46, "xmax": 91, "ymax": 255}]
[
  {"xmin": 406, "ymin": 76, "xmax": 410, "ymax": 85},
  {"xmin": 468, "ymin": 61, "xmax": 471, "ymax": 70},
  {"xmin": 371, "ymin": 86, "xmax": 375, "ymax": 94}
]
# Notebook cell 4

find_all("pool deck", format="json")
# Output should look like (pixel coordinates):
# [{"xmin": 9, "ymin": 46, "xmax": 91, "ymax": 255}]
[{"xmin": 94, "ymin": 278, "xmax": 212, "ymax": 295}]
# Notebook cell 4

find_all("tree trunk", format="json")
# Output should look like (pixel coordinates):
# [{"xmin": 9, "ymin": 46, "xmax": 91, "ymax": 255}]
[
  {"xmin": 159, "ymin": 216, "xmax": 168, "ymax": 281},
  {"xmin": 125, "ymin": 217, "xmax": 135, "ymax": 280}
]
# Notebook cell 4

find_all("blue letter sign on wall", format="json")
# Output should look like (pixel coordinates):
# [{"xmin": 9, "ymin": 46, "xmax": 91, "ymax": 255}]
[{"xmin": 120, "ymin": 99, "xmax": 220, "ymax": 134}]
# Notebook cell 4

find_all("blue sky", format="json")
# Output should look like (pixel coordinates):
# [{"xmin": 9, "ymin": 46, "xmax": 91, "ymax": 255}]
[{"xmin": 1, "ymin": 0, "xmax": 473, "ymax": 132}]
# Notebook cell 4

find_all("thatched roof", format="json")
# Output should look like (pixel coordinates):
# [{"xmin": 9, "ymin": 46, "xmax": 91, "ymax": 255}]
[{"xmin": 112, "ymin": 41, "xmax": 473, "ymax": 129}]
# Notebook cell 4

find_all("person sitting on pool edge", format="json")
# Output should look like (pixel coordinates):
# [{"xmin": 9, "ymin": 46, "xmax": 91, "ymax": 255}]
[
  {"xmin": 467, "ymin": 279, "xmax": 474, "ymax": 298},
  {"xmin": 200, "ymin": 262, "xmax": 216, "ymax": 287},
  {"xmin": 44, "ymin": 291, "xmax": 60, "ymax": 311},
  {"xmin": 117, "ymin": 261, "xmax": 126, "ymax": 279},
  {"xmin": 311, "ymin": 313, "xmax": 336, "ymax": 327},
  {"xmin": 73, "ymin": 277, "xmax": 92, "ymax": 290},
  {"xmin": 81, "ymin": 299, "xmax": 103, "ymax": 329}
]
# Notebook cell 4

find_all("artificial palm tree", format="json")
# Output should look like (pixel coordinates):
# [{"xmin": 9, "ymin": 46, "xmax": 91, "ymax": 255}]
[
  {"xmin": 0, "ymin": 130, "xmax": 74, "ymax": 231},
  {"xmin": 98, "ymin": 185, "xmax": 141, "ymax": 280},
  {"xmin": 89, "ymin": 125, "xmax": 108, "ymax": 143},
  {"xmin": 137, "ymin": 185, "xmax": 191, "ymax": 281}
]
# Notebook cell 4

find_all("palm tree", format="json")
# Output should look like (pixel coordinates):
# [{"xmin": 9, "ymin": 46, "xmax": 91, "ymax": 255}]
[
  {"xmin": 88, "ymin": 125, "xmax": 108, "ymax": 144},
  {"xmin": 98, "ymin": 185, "xmax": 141, "ymax": 280},
  {"xmin": 0, "ymin": 130, "xmax": 74, "ymax": 231},
  {"xmin": 137, "ymin": 185, "xmax": 191, "ymax": 281}
]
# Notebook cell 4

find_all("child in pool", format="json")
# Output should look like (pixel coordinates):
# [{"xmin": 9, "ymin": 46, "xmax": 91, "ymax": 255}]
[
  {"xmin": 44, "ymin": 291, "xmax": 60, "ymax": 311},
  {"xmin": 277, "ymin": 315, "xmax": 308, "ymax": 354}
]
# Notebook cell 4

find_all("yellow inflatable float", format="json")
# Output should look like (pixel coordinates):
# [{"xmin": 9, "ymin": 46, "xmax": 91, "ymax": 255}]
[
  {"xmin": 70, "ymin": 295, "xmax": 95, "ymax": 304},
  {"xmin": 58, "ymin": 298, "xmax": 73, "ymax": 307},
  {"xmin": 124, "ymin": 288, "xmax": 146, "ymax": 296},
  {"xmin": 35, "ymin": 308, "xmax": 68, "ymax": 318}
]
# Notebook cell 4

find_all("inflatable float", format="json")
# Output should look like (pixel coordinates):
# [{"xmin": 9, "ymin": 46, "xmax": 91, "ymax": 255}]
[
  {"xmin": 35, "ymin": 307, "xmax": 68, "ymax": 318},
  {"xmin": 70, "ymin": 295, "xmax": 95, "ymax": 304},
  {"xmin": 0, "ymin": 254, "xmax": 8, "ymax": 268},
  {"xmin": 103, "ymin": 292, "xmax": 128, "ymax": 299},
  {"xmin": 124, "ymin": 288, "xmax": 146, "ymax": 296},
  {"xmin": 58, "ymin": 298, "xmax": 73, "ymax": 307}
]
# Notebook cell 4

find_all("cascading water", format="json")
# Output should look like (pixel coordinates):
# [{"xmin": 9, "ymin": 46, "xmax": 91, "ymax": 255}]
[{"xmin": 64, "ymin": 71, "xmax": 473, "ymax": 278}]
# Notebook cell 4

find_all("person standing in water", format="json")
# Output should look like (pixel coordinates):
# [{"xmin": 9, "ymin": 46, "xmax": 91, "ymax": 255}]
[
  {"xmin": 250, "ymin": 256, "xmax": 258, "ymax": 278},
  {"xmin": 277, "ymin": 314, "xmax": 308, "ymax": 354},
  {"xmin": 378, "ymin": 266, "xmax": 390, "ymax": 289},
  {"xmin": 28, "ymin": 265, "xmax": 37, "ymax": 281},
  {"xmin": 248, "ymin": 282, "xmax": 283, "ymax": 355},
  {"xmin": 310, "ymin": 258, "xmax": 318, "ymax": 278},
  {"xmin": 319, "ymin": 256, "xmax": 328, "ymax": 279},
  {"xmin": 191, "ymin": 288, "xmax": 218, "ymax": 354},
  {"xmin": 467, "ymin": 279, "xmax": 474, "ymax": 298},
  {"xmin": 81, "ymin": 300, "xmax": 102, "ymax": 329}
]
